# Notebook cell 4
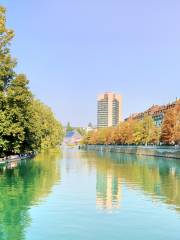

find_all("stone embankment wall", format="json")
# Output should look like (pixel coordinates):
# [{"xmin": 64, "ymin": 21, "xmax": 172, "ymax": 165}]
[{"xmin": 81, "ymin": 145, "xmax": 180, "ymax": 159}]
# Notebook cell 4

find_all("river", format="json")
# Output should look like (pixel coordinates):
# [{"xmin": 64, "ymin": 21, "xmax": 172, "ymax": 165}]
[{"xmin": 0, "ymin": 147, "xmax": 180, "ymax": 240}]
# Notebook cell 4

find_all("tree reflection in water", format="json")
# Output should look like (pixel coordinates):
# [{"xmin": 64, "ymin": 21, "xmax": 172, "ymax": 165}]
[
  {"xmin": 80, "ymin": 151, "xmax": 180, "ymax": 212},
  {"xmin": 0, "ymin": 149, "xmax": 62, "ymax": 240}
]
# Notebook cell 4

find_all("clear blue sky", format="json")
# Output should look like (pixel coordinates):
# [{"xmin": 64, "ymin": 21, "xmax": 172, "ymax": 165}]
[{"xmin": 2, "ymin": 0, "xmax": 180, "ymax": 126}]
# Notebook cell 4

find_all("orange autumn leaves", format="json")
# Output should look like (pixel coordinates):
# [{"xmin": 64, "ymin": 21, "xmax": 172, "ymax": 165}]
[{"xmin": 84, "ymin": 106, "xmax": 180, "ymax": 146}]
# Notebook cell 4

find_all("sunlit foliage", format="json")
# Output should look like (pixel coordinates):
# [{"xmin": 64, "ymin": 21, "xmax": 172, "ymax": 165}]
[
  {"xmin": 0, "ymin": 7, "xmax": 64, "ymax": 156},
  {"xmin": 161, "ymin": 102, "xmax": 180, "ymax": 145},
  {"xmin": 83, "ymin": 115, "xmax": 167, "ymax": 146}
]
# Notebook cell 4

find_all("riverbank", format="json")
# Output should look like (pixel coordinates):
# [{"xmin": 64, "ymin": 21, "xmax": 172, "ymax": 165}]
[
  {"xmin": 0, "ymin": 153, "xmax": 35, "ymax": 165},
  {"xmin": 81, "ymin": 145, "xmax": 180, "ymax": 159}
]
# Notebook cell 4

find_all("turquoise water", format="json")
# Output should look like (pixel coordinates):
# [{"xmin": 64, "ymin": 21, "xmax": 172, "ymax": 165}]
[{"xmin": 0, "ymin": 148, "xmax": 180, "ymax": 240}]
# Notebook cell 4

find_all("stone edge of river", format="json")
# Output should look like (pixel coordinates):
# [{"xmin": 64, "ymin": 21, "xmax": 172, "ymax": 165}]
[{"xmin": 80, "ymin": 145, "xmax": 180, "ymax": 159}]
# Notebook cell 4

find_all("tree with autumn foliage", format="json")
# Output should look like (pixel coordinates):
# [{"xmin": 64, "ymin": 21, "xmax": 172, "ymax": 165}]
[
  {"xmin": 140, "ymin": 115, "xmax": 160, "ymax": 145},
  {"xmin": 160, "ymin": 110, "xmax": 176, "ymax": 145},
  {"xmin": 114, "ymin": 119, "xmax": 137, "ymax": 145},
  {"xmin": 174, "ymin": 100, "xmax": 180, "ymax": 145},
  {"xmin": 83, "ymin": 115, "xmax": 161, "ymax": 146}
]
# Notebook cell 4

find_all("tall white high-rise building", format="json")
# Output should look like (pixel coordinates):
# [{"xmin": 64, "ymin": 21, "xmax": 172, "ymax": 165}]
[{"xmin": 97, "ymin": 92, "xmax": 122, "ymax": 128}]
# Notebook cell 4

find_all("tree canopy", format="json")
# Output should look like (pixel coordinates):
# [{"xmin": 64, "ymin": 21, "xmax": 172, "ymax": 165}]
[
  {"xmin": 0, "ymin": 6, "xmax": 64, "ymax": 156},
  {"xmin": 83, "ymin": 111, "xmax": 179, "ymax": 146}
]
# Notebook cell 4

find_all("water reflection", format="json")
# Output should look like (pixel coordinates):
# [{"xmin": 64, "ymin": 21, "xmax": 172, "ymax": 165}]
[
  {"xmin": 96, "ymin": 170, "xmax": 122, "ymax": 211},
  {"xmin": 0, "ymin": 149, "xmax": 62, "ymax": 240},
  {"xmin": 80, "ymin": 150, "xmax": 180, "ymax": 212},
  {"xmin": 0, "ymin": 148, "xmax": 180, "ymax": 239}
]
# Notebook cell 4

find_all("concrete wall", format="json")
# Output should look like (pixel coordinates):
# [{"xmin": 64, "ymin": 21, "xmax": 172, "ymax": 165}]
[{"xmin": 82, "ymin": 145, "xmax": 180, "ymax": 159}]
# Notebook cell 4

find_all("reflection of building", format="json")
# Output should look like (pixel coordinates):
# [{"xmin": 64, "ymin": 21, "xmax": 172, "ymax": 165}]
[
  {"xmin": 126, "ymin": 98, "xmax": 180, "ymax": 127},
  {"xmin": 96, "ymin": 170, "xmax": 122, "ymax": 210},
  {"xmin": 97, "ymin": 92, "xmax": 122, "ymax": 128}
]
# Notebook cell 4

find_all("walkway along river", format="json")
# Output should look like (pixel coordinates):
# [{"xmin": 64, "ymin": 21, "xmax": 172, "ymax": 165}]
[{"xmin": 0, "ymin": 147, "xmax": 180, "ymax": 239}]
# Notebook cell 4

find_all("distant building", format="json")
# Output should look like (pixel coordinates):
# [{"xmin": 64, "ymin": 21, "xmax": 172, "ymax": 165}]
[
  {"xmin": 64, "ymin": 130, "xmax": 82, "ymax": 145},
  {"xmin": 126, "ymin": 98, "xmax": 180, "ymax": 127},
  {"xmin": 97, "ymin": 92, "xmax": 122, "ymax": 128},
  {"xmin": 85, "ymin": 122, "xmax": 96, "ymax": 132}
]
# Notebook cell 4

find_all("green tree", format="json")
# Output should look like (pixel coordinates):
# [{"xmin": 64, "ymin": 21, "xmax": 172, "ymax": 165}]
[
  {"xmin": 0, "ymin": 6, "xmax": 17, "ymax": 155},
  {"xmin": 0, "ymin": 6, "xmax": 16, "ymax": 91},
  {"xmin": 6, "ymin": 74, "xmax": 34, "ymax": 153},
  {"xmin": 32, "ymin": 100, "xmax": 64, "ymax": 150},
  {"xmin": 66, "ymin": 122, "xmax": 74, "ymax": 133},
  {"xmin": 0, "ymin": 7, "xmax": 64, "ymax": 156}
]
